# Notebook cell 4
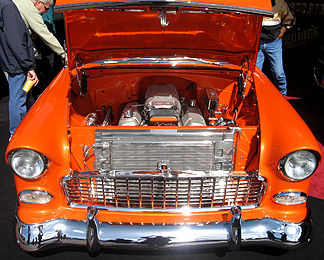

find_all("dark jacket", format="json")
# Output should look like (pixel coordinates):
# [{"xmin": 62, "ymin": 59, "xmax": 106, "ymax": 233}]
[{"xmin": 0, "ymin": 0, "xmax": 35, "ymax": 74}]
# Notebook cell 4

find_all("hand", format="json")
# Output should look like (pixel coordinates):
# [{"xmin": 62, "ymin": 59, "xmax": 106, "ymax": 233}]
[
  {"xmin": 277, "ymin": 26, "xmax": 287, "ymax": 39},
  {"xmin": 27, "ymin": 70, "xmax": 39, "ymax": 85}
]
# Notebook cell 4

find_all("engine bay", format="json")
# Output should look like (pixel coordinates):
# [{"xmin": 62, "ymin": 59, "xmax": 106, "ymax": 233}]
[{"xmin": 69, "ymin": 69, "xmax": 259, "ymax": 128}]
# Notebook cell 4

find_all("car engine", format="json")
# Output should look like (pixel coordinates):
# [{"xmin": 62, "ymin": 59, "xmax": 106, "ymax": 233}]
[{"xmin": 118, "ymin": 83, "xmax": 206, "ymax": 126}]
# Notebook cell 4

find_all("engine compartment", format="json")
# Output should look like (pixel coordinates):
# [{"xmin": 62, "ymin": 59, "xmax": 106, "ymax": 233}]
[{"xmin": 69, "ymin": 69, "xmax": 259, "ymax": 128}]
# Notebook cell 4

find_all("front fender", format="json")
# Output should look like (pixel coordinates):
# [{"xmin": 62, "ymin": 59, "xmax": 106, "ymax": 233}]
[
  {"xmin": 254, "ymin": 70, "xmax": 321, "ymax": 179},
  {"xmin": 5, "ymin": 69, "xmax": 71, "ymax": 167}
]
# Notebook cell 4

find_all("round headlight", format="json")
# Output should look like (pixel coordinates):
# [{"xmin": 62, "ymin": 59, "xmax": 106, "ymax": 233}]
[
  {"xmin": 279, "ymin": 150, "xmax": 319, "ymax": 181},
  {"xmin": 9, "ymin": 149, "xmax": 48, "ymax": 179}
]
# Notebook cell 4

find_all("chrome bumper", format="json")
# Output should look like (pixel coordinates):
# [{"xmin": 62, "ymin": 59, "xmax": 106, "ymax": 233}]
[{"xmin": 16, "ymin": 205, "xmax": 312, "ymax": 252}]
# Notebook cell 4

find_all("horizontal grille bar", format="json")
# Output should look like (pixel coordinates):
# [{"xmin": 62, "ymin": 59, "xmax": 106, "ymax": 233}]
[{"xmin": 63, "ymin": 173, "xmax": 265, "ymax": 210}]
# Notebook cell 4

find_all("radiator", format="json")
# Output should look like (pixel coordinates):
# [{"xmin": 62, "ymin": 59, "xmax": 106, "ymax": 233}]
[{"xmin": 93, "ymin": 128, "xmax": 239, "ymax": 173}]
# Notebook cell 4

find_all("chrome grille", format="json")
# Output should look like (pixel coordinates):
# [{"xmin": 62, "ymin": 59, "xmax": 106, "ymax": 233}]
[
  {"xmin": 94, "ymin": 128, "xmax": 239, "ymax": 173},
  {"xmin": 63, "ymin": 173, "xmax": 265, "ymax": 209}
]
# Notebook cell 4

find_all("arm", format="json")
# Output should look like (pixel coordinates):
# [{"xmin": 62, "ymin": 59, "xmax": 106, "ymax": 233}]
[
  {"xmin": 276, "ymin": 26, "xmax": 286, "ymax": 39},
  {"xmin": 276, "ymin": 0, "xmax": 295, "ymax": 40},
  {"xmin": 280, "ymin": 0, "xmax": 295, "ymax": 29},
  {"xmin": 23, "ymin": 7, "xmax": 66, "ymax": 58}
]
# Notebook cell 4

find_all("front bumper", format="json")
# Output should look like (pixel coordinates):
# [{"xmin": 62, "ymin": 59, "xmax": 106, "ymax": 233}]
[{"xmin": 16, "ymin": 205, "xmax": 312, "ymax": 252}]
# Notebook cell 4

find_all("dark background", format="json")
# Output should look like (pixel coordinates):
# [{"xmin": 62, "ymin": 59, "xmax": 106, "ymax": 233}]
[{"xmin": 0, "ymin": 1, "xmax": 324, "ymax": 259}]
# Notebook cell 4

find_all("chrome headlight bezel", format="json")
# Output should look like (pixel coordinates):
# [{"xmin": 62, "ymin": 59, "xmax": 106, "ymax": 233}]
[
  {"xmin": 279, "ymin": 150, "xmax": 320, "ymax": 181},
  {"xmin": 8, "ymin": 149, "xmax": 48, "ymax": 179}
]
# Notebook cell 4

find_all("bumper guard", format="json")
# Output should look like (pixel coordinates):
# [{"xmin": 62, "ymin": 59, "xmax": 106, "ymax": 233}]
[{"xmin": 15, "ymin": 205, "xmax": 312, "ymax": 252}]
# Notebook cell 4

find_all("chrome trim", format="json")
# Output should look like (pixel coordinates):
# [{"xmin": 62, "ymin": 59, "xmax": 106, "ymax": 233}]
[
  {"xmin": 279, "ymin": 150, "xmax": 320, "ymax": 182},
  {"xmin": 55, "ymin": 1, "xmax": 274, "ymax": 17},
  {"xmin": 8, "ymin": 148, "xmax": 49, "ymax": 179},
  {"xmin": 228, "ymin": 205, "xmax": 242, "ymax": 251},
  {"xmin": 15, "ymin": 205, "xmax": 312, "ymax": 252},
  {"xmin": 67, "ymin": 201, "xmax": 259, "ymax": 213},
  {"xmin": 62, "ymin": 172, "xmax": 265, "ymax": 211},
  {"xmin": 158, "ymin": 8, "xmax": 169, "ymax": 27},
  {"xmin": 86, "ymin": 206, "xmax": 100, "ymax": 252},
  {"xmin": 273, "ymin": 192, "xmax": 308, "ymax": 205},
  {"xmin": 98, "ymin": 57, "xmax": 225, "ymax": 67},
  {"xmin": 18, "ymin": 190, "xmax": 53, "ymax": 204}
]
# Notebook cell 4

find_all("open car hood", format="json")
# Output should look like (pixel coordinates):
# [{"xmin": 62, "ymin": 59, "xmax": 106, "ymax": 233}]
[{"xmin": 55, "ymin": 0, "xmax": 273, "ymax": 70}]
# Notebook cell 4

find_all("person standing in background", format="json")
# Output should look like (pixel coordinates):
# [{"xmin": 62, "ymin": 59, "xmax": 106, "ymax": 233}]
[
  {"xmin": 256, "ymin": 0, "xmax": 295, "ymax": 97},
  {"xmin": 13, "ymin": 0, "xmax": 66, "ymax": 61},
  {"xmin": 33, "ymin": 5, "xmax": 63, "ymax": 98},
  {"xmin": 0, "ymin": 0, "xmax": 39, "ymax": 136},
  {"xmin": 13, "ymin": 0, "xmax": 66, "ymax": 104}
]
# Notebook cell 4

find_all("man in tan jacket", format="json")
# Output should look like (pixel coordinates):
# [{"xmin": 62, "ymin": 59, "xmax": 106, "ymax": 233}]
[{"xmin": 12, "ymin": 0, "xmax": 66, "ymax": 60}]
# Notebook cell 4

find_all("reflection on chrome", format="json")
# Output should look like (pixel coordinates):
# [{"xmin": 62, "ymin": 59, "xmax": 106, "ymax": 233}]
[{"xmin": 16, "ymin": 205, "xmax": 312, "ymax": 252}]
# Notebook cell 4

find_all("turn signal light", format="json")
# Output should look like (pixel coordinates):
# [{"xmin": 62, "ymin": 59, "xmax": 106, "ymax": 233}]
[
  {"xmin": 19, "ymin": 190, "xmax": 53, "ymax": 204},
  {"xmin": 273, "ymin": 192, "xmax": 307, "ymax": 205}
]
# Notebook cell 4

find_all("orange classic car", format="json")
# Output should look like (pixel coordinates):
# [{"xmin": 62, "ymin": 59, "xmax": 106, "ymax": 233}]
[{"xmin": 6, "ymin": 0, "xmax": 322, "ymax": 253}]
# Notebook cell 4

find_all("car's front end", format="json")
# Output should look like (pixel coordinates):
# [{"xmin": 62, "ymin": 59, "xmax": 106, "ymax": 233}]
[{"xmin": 6, "ymin": 0, "xmax": 321, "ymax": 253}]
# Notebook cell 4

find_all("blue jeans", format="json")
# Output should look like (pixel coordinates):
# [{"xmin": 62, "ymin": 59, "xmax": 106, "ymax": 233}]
[
  {"xmin": 257, "ymin": 38, "xmax": 287, "ymax": 96},
  {"xmin": 6, "ymin": 72, "xmax": 27, "ymax": 135}
]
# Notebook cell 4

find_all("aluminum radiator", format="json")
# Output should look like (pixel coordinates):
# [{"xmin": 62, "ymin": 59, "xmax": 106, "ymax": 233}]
[{"xmin": 93, "ymin": 128, "xmax": 240, "ymax": 173}]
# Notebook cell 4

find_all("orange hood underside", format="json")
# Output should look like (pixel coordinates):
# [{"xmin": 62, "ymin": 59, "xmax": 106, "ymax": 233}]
[{"xmin": 55, "ymin": 1, "xmax": 273, "ymax": 69}]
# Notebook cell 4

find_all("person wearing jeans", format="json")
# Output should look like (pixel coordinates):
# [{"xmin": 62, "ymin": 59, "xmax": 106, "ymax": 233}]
[
  {"xmin": 0, "ymin": 0, "xmax": 39, "ymax": 136},
  {"xmin": 256, "ymin": 0, "xmax": 295, "ymax": 97},
  {"xmin": 257, "ymin": 38, "xmax": 287, "ymax": 96}
]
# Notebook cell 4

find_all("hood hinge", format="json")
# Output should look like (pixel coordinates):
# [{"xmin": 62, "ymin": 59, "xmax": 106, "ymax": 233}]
[
  {"xmin": 238, "ymin": 58, "xmax": 250, "ymax": 98},
  {"xmin": 75, "ymin": 55, "xmax": 88, "ymax": 95}
]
